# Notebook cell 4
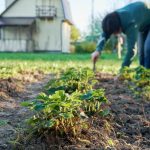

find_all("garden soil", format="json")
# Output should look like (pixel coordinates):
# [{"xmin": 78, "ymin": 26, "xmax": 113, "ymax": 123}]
[{"xmin": 0, "ymin": 72, "xmax": 149, "ymax": 150}]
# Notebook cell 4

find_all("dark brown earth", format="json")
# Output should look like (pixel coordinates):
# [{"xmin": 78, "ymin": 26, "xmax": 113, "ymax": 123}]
[
  {"xmin": 96, "ymin": 73, "xmax": 150, "ymax": 150},
  {"xmin": 0, "ymin": 72, "xmax": 51, "ymax": 150},
  {"xmin": 0, "ymin": 72, "xmax": 149, "ymax": 150}
]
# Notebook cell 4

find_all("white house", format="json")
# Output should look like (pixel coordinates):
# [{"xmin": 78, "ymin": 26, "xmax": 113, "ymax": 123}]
[{"xmin": 0, "ymin": 0, "xmax": 73, "ymax": 52}]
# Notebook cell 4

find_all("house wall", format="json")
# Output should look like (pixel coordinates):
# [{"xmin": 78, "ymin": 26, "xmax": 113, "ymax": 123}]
[
  {"xmin": 33, "ymin": 19, "xmax": 62, "ymax": 51},
  {"xmin": 62, "ymin": 22, "xmax": 71, "ymax": 53},
  {"xmin": 3, "ymin": 26, "xmax": 31, "ymax": 40},
  {"xmin": 0, "ymin": 40, "xmax": 26, "ymax": 52},
  {"xmin": 33, "ymin": 0, "xmax": 64, "ymax": 51},
  {"xmin": 3, "ymin": 0, "xmax": 64, "ymax": 19},
  {"xmin": 0, "ymin": 26, "xmax": 33, "ymax": 52},
  {"xmin": 3, "ymin": 0, "xmax": 36, "ymax": 17},
  {"xmin": 1, "ymin": 0, "xmax": 71, "ymax": 52}
]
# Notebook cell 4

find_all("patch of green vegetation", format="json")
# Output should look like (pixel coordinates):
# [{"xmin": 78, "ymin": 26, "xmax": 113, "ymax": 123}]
[
  {"xmin": 0, "ymin": 52, "xmax": 138, "ymax": 79},
  {"xmin": 0, "ymin": 119, "xmax": 8, "ymax": 126},
  {"xmin": 22, "ymin": 67, "xmax": 108, "ymax": 136},
  {"xmin": 120, "ymin": 66, "xmax": 150, "ymax": 100}
]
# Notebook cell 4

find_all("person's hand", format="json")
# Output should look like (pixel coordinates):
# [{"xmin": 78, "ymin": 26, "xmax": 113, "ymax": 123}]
[{"xmin": 91, "ymin": 51, "xmax": 100, "ymax": 63}]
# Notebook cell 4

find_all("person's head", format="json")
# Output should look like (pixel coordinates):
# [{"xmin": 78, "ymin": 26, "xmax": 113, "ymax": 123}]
[{"xmin": 102, "ymin": 12, "xmax": 122, "ymax": 37}]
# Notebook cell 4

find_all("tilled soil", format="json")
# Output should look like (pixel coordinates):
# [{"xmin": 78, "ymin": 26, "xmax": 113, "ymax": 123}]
[
  {"xmin": 0, "ymin": 72, "xmax": 149, "ymax": 150},
  {"xmin": 96, "ymin": 73, "xmax": 150, "ymax": 150},
  {"xmin": 0, "ymin": 74, "xmax": 51, "ymax": 150}
]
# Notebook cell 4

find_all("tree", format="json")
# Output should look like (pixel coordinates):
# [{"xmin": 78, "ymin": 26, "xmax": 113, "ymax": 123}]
[
  {"xmin": 70, "ymin": 26, "xmax": 81, "ymax": 42},
  {"xmin": 85, "ymin": 14, "xmax": 105, "ymax": 42}
]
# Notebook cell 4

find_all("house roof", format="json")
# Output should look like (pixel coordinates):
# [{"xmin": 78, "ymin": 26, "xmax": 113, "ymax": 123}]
[
  {"xmin": 61, "ymin": 0, "xmax": 73, "ymax": 25},
  {"xmin": 1, "ymin": 0, "xmax": 73, "ymax": 25},
  {"xmin": 0, "ymin": 17, "xmax": 35, "ymax": 26}
]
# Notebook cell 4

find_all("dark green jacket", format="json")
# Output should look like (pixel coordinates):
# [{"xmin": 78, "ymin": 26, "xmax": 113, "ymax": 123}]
[{"xmin": 96, "ymin": 2, "xmax": 150, "ymax": 67}]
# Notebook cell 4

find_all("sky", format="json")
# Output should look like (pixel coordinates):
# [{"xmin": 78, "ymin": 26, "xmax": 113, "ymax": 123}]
[
  {"xmin": 0, "ymin": 0, "xmax": 147, "ymax": 33},
  {"xmin": 68, "ymin": 0, "xmax": 147, "ymax": 33},
  {"xmin": 68, "ymin": 0, "xmax": 110, "ymax": 33},
  {"xmin": 0, "ymin": 0, "xmax": 5, "ymax": 13}
]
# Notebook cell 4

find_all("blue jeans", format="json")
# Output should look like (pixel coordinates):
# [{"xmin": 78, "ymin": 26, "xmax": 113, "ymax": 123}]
[{"xmin": 138, "ymin": 30, "xmax": 150, "ymax": 69}]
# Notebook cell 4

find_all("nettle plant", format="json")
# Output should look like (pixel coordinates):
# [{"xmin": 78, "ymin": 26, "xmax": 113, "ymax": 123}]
[
  {"xmin": 120, "ymin": 66, "xmax": 150, "ymax": 99},
  {"xmin": 22, "ymin": 90, "xmax": 108, "ymax": 136},
  {"xmin": 46, "ymin": 67, "xmax": 97, "ymax": 94},
  {"xmin": 22, "ymin": 67, "xmax": 108, "ymax": 136},
  {"xmin": 22, "ymin": 90, "xmax": 83, "ymax": 136},
  {"xmin": 119, "ymin": 67, "xmax": 136, "ymax": 81},
  {"xmin": 81, "ymin": 89, "xmax": 108, "ymax": 115},
  {"xmin": 134, "ymin": 67, "xmax": 150, "ymax": 87}
]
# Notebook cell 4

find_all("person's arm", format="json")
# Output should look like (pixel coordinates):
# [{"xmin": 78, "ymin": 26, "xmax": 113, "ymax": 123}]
[
  {"xmin": 122, "ymin": 26, "xmax": 137, "ymax": 68},
  {"xmin": 91, "ymin": 32, "xmax": 110, "ymax": 62},
  {"xmin": 96, "ymin": 32, "xmax": 110, "ymax": 52}
]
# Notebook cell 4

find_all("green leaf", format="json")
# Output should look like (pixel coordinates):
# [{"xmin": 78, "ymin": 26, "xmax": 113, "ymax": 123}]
[
  {"xmin": 37, "ymin": 93, "xmax": 49, "ymax": 101},
  {"xmin": 61, "ymin": 103, "xmax": 71, "ymax": 107},
  {"xmin": 56, "ymin": 90, "xmax": 66, "ymax": 99},
  {"xmin": 59, "ymin": 113, "xmax": 74, "ymax": 119},
  {"xmin": 47, "ymin": 86, "xmax": 65, "ymax": 95},
  {"xmin": 34, "ymin": 103, "xmax": 45, "ymax": 111},
  {"xmin": 0, "ymin": 120, "xmax": 8, "ymax": 126},
  {"xmin": 45, "ymin": 119, "xmax": 55, "ymax": 128},
  {"xmin": 21, "ymin": 101, "xmax": 32, "ymax": 107},
  {"xmin": 26, "ymin": 118, "xmax": 39, "ymax": 126},
  {"xmin": 81, "ymin": 92, "xmax": 92, "ymax": 100},
  {"xmin": 99, "ymin": 109, "xmax": 110, "ymax": 117}
]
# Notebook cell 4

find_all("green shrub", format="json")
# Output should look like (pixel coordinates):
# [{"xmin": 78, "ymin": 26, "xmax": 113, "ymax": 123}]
[
  {"xmin": 120, "ymin": 66, "xmax": 150, "ymax": 100},
  {"xmin": 46, "ymin": 67, "xmax": 97, "ymax": 94},
  {"xmin": 22, "ymin": 88, "xmax": 108, "ymax": 136},
  {"xmin": 22, "ymin": 67, "xmax": 109, "ymax": 137},
  {"xmin": 22, "ymin": 90, "xmax": 83, "ymax": 136},
  {"xmin": 74, "ymin": 41, "xmax": 96, "ymax": 53}
]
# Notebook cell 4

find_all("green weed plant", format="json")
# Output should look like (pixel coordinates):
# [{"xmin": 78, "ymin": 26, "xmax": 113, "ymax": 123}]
[
  {"xmin": 120, "ymin": 66, "xmax": 150, "ymax": 100},
  {"xmin": 22, "ymin": 67, "xmax": 108, "ymax": 137}
]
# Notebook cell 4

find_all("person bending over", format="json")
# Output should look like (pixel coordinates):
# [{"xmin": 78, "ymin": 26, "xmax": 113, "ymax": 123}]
[{"xmin": 92, "ymin": 1, "xmax": 150, "ymax": 69}]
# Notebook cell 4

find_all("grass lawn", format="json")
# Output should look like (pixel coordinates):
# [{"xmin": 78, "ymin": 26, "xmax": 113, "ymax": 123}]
[{"xmin": 0, "ymin": 52, "xmax": 138, "ymax": 78}]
